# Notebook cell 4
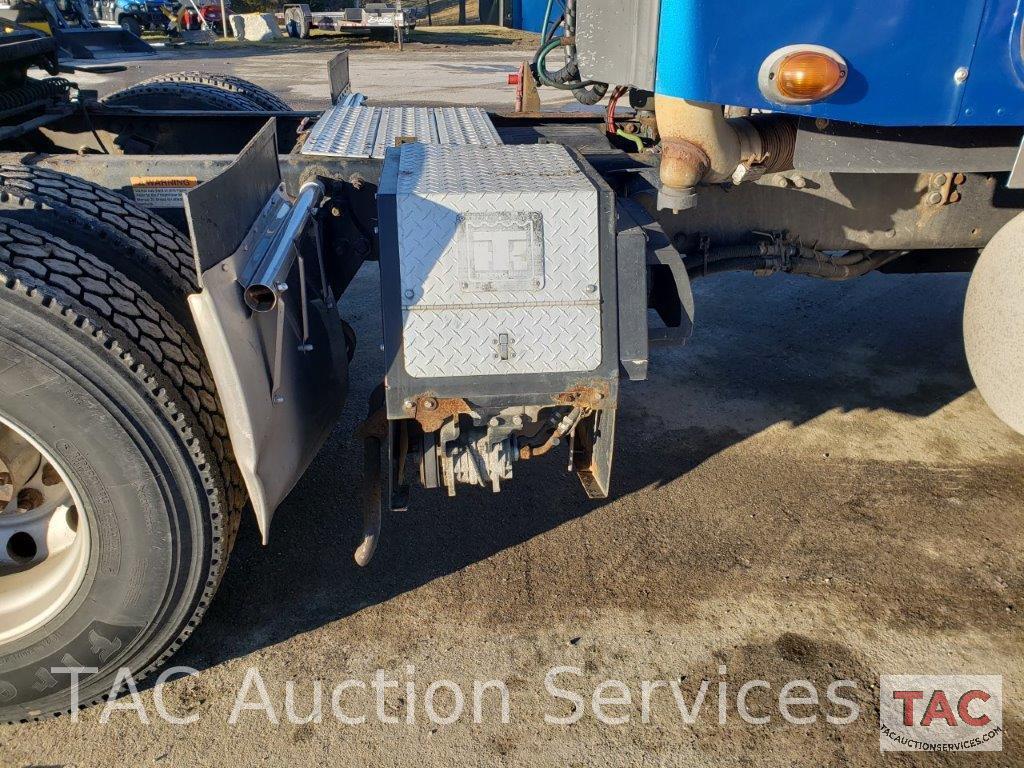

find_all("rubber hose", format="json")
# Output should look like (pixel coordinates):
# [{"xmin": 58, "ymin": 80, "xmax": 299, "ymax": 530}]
[
  {"xmin": 572, "ymin": 81, "xmax": 608, "ymax": 105},
  {"xmin": 616, "ymin": 129, "xmax": 644, "ymax": 152}
]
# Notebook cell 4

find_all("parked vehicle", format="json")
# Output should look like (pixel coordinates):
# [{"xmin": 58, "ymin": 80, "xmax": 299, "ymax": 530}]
[
  {"xmin": 92, "ymin": 0, "xmax": 172, "ymax": 37},
  {"xmin": 283, "ymin": 3, "xmax": 415, "ymax": 41},
  {"xmin": 0, "ymin": 0, "xmax": 153, "ymax": 56},
  {"xmin": 1, "ymin": 0, "xmax": 1023, "ymax": 722},
  {"xmin": 191, "ymin": 0, "xmax": 227, "ymax": 33}
]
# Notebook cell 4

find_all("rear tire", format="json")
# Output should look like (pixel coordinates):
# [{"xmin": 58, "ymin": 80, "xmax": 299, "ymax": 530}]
[
  {"xmin": 0, "ymin": 164, "xmax": 198, "ymax": 330},
  {"xmin": 135, "ymin": 71, "xmax": 293, "ymax": 111},
  {"xmin": 0, "ymin": 216, "xmax": 243, "ymax": 723},
  {"xmin": 102, "ymin": 81, "xmax": 263, "ymax": 111}
]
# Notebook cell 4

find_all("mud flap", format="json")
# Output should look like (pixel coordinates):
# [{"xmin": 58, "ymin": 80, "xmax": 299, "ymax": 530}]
[{"xmin": 184, "ymin": 120, "xmax": 349, "ymax": 542}]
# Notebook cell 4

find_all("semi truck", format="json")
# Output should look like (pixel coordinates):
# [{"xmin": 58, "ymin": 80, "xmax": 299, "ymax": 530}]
[{"xmin": 1, "ymin": 0, "xmax": 1023, "ymax": 721}]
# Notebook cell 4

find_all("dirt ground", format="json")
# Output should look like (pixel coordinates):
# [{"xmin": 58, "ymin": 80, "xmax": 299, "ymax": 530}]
[{"xmin": 3, "ymin": 45, "xmax": 1023, "ymax": 767}]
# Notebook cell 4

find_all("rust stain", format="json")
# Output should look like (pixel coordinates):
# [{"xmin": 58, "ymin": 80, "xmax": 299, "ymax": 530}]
[
  {"xmin": 410, "ymin": 395, "xmax": 471, "ymax": 433},
  {"xmin": 659, "ymin": 137, "xmax": 711, "ymax": 190},
  {"xmin": 554, "ymin": 381, "xmax": 610, "ymax": 411}
]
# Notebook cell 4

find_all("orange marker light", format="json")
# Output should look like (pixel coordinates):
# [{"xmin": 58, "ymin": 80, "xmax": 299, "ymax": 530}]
[
  {"xmin": 776, "ymin": 52, "xmax": 846, "ymax": 100},
  {"xmin": 760, "ymin": 45, "xmax": 848, "ymax": 104}
]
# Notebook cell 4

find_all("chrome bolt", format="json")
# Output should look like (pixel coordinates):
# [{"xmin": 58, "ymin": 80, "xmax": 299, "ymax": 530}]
[
  {"xmin": 273, "ymin": 394, "xmax": 285, "ymax": 404},
  {"xmin": 422, "ymin": 397, "xmax": 438, "ymax": 411},
  {"xmin": 954, "ymin": 67, "xmax": 969, "ymax": 84},
  {"xmin": 585, "ymin": 284, "xmax": 597, "ymax": 293},
  {"xmin": 488, "ymin": 417, "xmax": 501, "ymax": 427},
  {"xmin": 512, "ymin": 415, "xmax": 524, "ymax": 427},
  {"xmin": 403, "ymin": 399, "xmax": 415, "ymax": 410},
  {"xmin": 275, "ymin": 282, "xmax": 288, "ymax": 292},
  {"xmin": 403, "ymin": 289, "xmax": 414, "ymax": 299}
]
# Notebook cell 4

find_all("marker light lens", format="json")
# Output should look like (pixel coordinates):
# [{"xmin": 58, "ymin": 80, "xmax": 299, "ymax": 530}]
[{"xmin": 774, "ymin": 51, "xmax": 846, "ymax": 101}]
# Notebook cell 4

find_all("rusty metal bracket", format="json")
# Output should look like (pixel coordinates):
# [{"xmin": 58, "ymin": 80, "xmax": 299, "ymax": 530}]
[
  {"xmin": 402, "ymin": 395, "xmax": 472, "ymax": 433},
  {"xmin": 554, "ymin": 382, "xmax": 610, "ymax": 411}
]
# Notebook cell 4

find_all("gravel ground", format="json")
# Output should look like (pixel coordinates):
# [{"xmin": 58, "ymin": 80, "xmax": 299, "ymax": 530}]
[{"xmin": 3, "ymin": 44, "xmax": 1022, "ymax": 768}]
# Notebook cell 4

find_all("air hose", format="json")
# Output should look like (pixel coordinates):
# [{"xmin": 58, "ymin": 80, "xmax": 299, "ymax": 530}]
[{"xmin": 531, "ymin": 0, "xmax": 608, "ymax": 106}]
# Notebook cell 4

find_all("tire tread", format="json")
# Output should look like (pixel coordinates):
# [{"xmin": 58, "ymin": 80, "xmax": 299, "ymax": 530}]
[{"xmin": 0, "ymin": 216, "xmax": 244, "ymax": 724}]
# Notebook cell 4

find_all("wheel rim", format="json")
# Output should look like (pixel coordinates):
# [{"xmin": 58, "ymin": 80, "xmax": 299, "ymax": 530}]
[{"xmin": 0, "ymin": 416, "xmax": 90, "ymax": 645}]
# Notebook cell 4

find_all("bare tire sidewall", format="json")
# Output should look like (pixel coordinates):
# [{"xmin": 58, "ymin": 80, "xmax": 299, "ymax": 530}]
[{"xmin": 0, "ymin": 292, "xmax": 210, "ymax": 721}]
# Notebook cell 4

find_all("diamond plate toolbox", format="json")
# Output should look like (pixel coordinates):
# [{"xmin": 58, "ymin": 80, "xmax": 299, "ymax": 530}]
[
  {"xmin": 302, "ymin": 104, "xmax": 502, "ymax": 159},
  {"xmin": 380, "ymin": 143, "xmax": 602, "ymax": 378}
]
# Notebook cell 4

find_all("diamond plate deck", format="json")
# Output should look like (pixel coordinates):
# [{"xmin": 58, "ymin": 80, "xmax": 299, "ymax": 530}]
[
  {"xmin": 302, "ymin": 104, "xmax": 501, "ymax": 159},
  {"xmin": 395, "ymin": 143, "xmax": 601, "ymax": 377}
]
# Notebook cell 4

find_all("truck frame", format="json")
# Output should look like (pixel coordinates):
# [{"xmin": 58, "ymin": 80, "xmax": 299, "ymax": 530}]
[{"xmin": 1, "ymin": 0, "xmax": 1022, "ymax": 721}]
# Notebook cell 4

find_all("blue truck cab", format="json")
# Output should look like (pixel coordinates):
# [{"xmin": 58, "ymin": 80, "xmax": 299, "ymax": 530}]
[
  {"xmin": 653, "ymin": 0, "xmax": 1024, "ymax": 127},
  {"xmin": 526, "ymin": 0, "xmax": 1024, "ymax": 437}
]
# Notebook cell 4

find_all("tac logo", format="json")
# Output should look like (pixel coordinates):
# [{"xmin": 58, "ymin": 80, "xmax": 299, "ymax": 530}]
[{"xmin": 879, "ymin": 675, "xmax": 1003, "ymax": 752}]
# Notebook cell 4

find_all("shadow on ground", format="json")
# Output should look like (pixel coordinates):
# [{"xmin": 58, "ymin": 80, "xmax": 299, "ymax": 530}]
[{"xmin": 171, "ymin": 265, "xmax": 995, "ymax": 676}]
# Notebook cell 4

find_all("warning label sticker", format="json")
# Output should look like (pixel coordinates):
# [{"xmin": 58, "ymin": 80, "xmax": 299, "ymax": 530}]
[{"xmin": 129, "ymin": 176, "xmax": 198, "ymax": 208}]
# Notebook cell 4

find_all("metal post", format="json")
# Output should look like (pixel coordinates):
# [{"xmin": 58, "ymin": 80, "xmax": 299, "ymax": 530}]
[{"xmin": 220, "ymin": 0, "xmax": 227, "ymax": 37}]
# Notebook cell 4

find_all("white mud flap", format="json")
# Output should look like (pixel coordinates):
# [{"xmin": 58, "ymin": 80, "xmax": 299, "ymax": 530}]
[{"xmin": 184, "ymin": 120, "xmax": 349, "ymax": 542}]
